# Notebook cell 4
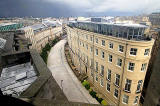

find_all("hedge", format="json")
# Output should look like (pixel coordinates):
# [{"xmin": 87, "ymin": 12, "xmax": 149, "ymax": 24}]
[{"xmin": 82, "ymin": 80, "xmax": 90, "ymax": 90}]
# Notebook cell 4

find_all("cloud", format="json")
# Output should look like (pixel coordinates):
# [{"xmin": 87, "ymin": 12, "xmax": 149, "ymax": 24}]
[{"xmin": 44, "ymin": 0, "xmax": 160, "ymax": 13}]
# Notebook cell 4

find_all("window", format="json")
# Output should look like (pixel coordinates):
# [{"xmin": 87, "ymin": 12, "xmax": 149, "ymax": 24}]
[
  {"xmin": 100, "ymin": 65, "xmax": 104, "ymax": 76},
  {"xmin": 101, "ymin": 51, "xmax": 105, "ymax": 59},
  {"xmin": 130, "ymin": 48, "xmax": 137, "ymax": 55},
  {"xmin": 124, "ymin": 79, "xmax": 132, "ymax": 92},
  {"xmin": 144, "ymin": 49, "xmax": 150, "ymax": 56},
  {"xmin": 95, "ymin": 73, "xmax": 98, "ymax": 81},
  {"xmin": 90, "ymin": 59, "xmax": 93, "ymax": 67},
  {"xmin": 100, "ymin": 78, "xmax": 104, "ymax": 86},
  {"xmin": 83, "ymin": 43, "xmax": 84, "ymax": 47},
  {"xmin": 128, "ymin": 62, "xmax": 135, "ymax": 71},
  {"xmin": 86, "ymin": 44, "xmax": 88, "ymax": 50},
  {"xmin": 119, "ymin": 45, "xmax": 124, "ymax": 52},
  {"xmin": 136, "ymin": 80, "xmax": 143, "ymax": 92},
  {"xmin": 102, "ymin": 40, "xmax": 105, "ymax": 46},
  {"xmin": 90, "ymin": 46, "xmax": 93, "ymax": 52},
  {"xmin": 95, "ymin": 49, "xmax": 98, "ymax": 56},
  {"xmin": 141, "ymin": 63, "xmax": 147, "ymax": 72},
  {"xmin": 115, "ymin": 74, "xmax": 120, "ymax": 86},
  {"xmin": 86, "ymin": 35, "xmax": 88, "ymax": 39},
  {"xmin": 114, "ymin": 89, "xmax": 118, "ymax": 98},
  {"xmin": 91, "ymin": 70, "xmax": 94, "ymax": 77},
  {"xmin": 107, "ymin": 69, "xmax": 111, "ymax": 81},
  {"xmin": 123, "ymin": 95, "xmax": 129, "ymax": 104},
  {"xmin": 117, "ymin": 58, "xmax": 122, "ymax": 67},
  {"xmin": 106, "ymin": 83, "xmax": 110, "ymax": 92},
  {"xmin": 95, "ymin": 62, "xmax": 98, "ymax": 72},
  {"xmin": 134, "ymin": 96, "xmax": 139, "ymax": 104},
  {"xmin": 109, "ymin": 42, "xmax": 113, "ymax": 49},
  {"xmin": 96, "ymin": 38, "xmax": 98, "ymax": 43},
  {"xmin": 90, "ymin": 36, "xmax": 93, "ymax": 41},
  {"xmin": 108, "ymin": 54, "xmax": 112, "ymax": 62}
]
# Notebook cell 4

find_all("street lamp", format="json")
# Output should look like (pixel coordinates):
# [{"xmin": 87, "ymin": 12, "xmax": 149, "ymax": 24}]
[{"xmin": 61, "ymin": 80, "xmax": 63, "ymax": 91}]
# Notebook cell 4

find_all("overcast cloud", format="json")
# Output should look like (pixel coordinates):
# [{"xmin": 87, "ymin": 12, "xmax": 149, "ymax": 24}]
[
  {"xmin": 0, "ymin": 0, "xmax": 160, "ymax": 17},
  {"xmin": 45, "ymin": 0, "xmax": 160, "ymax": 13}
]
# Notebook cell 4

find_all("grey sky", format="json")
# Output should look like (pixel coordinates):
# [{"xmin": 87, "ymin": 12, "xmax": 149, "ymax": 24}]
[{"xmin": 0, "ymin": 0, "xmax": 160, "ymax": 17}]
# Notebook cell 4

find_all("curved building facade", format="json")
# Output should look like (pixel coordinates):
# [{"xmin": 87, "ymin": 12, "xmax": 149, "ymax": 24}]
[{"xmin": 66, "ymin": 21, "xmax": 154, "ymax": 106}]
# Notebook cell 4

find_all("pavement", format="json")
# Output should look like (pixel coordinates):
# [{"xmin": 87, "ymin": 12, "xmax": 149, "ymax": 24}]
[{"xmin": 47, "ymin": 39, "xmax": 99, "ymax": 104}]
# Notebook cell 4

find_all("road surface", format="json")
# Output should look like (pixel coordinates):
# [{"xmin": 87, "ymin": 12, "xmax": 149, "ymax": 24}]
[{"xmin": 47, "ymin": 39, "xmax": 98, "ymax": 104}]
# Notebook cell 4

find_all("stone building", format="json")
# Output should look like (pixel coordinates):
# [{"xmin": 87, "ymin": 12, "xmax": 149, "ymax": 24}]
[
  {"xmin": 16, "ymin": 22, "xmax": 62, "ymax": 52},
  {"xmin": 66, "ymin": 21, "xmax": 154, "ymax": 106}
]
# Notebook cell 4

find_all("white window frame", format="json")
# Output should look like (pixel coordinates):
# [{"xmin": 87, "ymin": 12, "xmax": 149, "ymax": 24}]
[
  {"xmin": 130, "ymin": 48, "xmax": 137, "ymax": 56},
  {"xmin": 122, "ymin": 95, "xmax": 129, "ymax": 104},
  {"xmin": 96, "ymin": 38, "xmax": 98, "ymax": 44},
  {"xmin": 101, "ymin": 51, "xmax": 105, "ymax": 59},
  {"xmin": 115, "ymin": 74, "xmax": 120, "ymax": 87},
  {"xmin": 136, "ymin": 80, "xmax": 143, "ymax": 92},
  {"xmin": 128, "ymin": 62, "xmax": 135, "ymax": 72},
  {"xmin": 95, "ymin": 62, "xmax": 98, "ymax": 72},
  {"xmin": 119, "ymin": 45, "xmax": 124, "ymax": 53},
  {"xmin": 114, "ymin": 89, "xmax": 118, "ymax": 98},
  {"xmin": 108, "ymin": 54, "xmax": 112, "ymax": 63},
  {"xmin": 95, "ymin": 73, "xmax": 98, "ymax": 82},
  {"xmin": 107, "ymin": 69, "xmax": 111, "ymax": 81},
  {"xmin": 100, "ymin": 65, "xmax": 104, "ymax": 76},
  {"xmin": 106, "ymin": 83, "xmax": 110, "ymax": 92},
  {"xmin": 90, "ymin": 46, "xmax": 93, "ymax": 52},
  {"xmin": 109, "ymin": 42, "xmax": 113, "ymax": 49},
  {"xmin": 100, "ymin": 78, "xmax": 104, "ymax": 87},
  {"xmin": 117, "ymin": 58, "xmax": 122, "ymax": 67},
  {"xmin": 124, "ymin": 79, "xmax": 132, "ymax": 92},
  {"xmin": 134, "ymin": 96, "xmax": 139, "ymax": 104},
  {"xmin": 141, "ymin": 63, "xmax": 147, "ymax": 72},
  {"xmin": 144, "ymin": 49, "xmax": 150, "ymax": 56},
  {"xmin": 101, "ymin": 40, "xmax": 105, "ymax": 46},
  {"xmin": 95, "ymin": 48, "xmax": 98, "ymax": 56},
  {"xmin": 86, "ymin": 35, "xmax": 88, "ymax": 39},
  {"xmin": 90, "ymin": 36, "xmax": 93, "ymax": 42}
]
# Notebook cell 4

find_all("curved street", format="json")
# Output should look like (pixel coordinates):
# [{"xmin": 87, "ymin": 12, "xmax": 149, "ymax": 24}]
[{"xmin": 47, "ymin": 39, "xmax": 98, "ymax": 104}]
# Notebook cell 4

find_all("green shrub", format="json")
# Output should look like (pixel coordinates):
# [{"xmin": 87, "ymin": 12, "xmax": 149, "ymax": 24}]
[
  {"xmin": 97, "ymin": 97, "xmax": 103, "ymax": 104},
  {"xmin": 101, "ymin": 100, "xmax": 108, "ymax": 105},
  {"xmin": 89, "ymin": 88, "xmax": 92, "ymax": 92},
  {"xmin": 82, "ymin": 80, "xmax": 90, "ymax": 90},
  {"xmin": 89, "ymin": 90, "xmax": 97, "ymax": 98},
  {"xmin": 85, "ymin": 84, "xmax": 90, "ymax": 90}
]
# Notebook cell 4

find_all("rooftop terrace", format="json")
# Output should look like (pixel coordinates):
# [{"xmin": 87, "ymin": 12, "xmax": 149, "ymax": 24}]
[{"xmin": 68, "ymin": 21, "xmax": 151, "ymax": 41}]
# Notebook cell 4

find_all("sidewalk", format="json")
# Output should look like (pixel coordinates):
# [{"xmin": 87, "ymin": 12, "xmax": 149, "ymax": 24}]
[{"xmin": 47, "ymin": 39, "xmax": 99, "ymax": 104}]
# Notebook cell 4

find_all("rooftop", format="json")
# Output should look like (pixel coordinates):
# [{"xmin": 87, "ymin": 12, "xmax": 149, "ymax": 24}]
[
  {"xmin": 77, "ymin": 21, "xmax": 147, "ymax": 28},
  {"xmin": 0, "ymin": 23, "xmax": 17, "ymax": 27},
  {"xmin": 0, "ymin": 38, "xmax": 6, "ymax": 49},
  {"xmin": 0, "ymin": 62, "xmax": 37, "ymax": 97}
]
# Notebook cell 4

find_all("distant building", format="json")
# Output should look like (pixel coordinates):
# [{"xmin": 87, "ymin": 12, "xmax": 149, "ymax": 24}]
[
  {"xmin": 91, "ymin": 17, "xmax": 114, "ymax": 23},
  {"xmin": 67, "ymin": 21, "xmax": 154, "ymax": 106},
  {"xmin": 0, "ymin": 23, "xmax": 23, "ymax": 32},
  {"xmin": 16, "ymin": 21, "xmax": 62, "ymax": 52},
  {"xmin": 149, "ymin": 12, "xmax": 160, "ymax": 28}
]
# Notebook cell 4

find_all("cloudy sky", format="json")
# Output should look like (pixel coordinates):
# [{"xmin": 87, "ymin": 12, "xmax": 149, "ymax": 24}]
[{"xmin": 0, "ymin": 0, "xmax": 160, "ymax": 17}]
